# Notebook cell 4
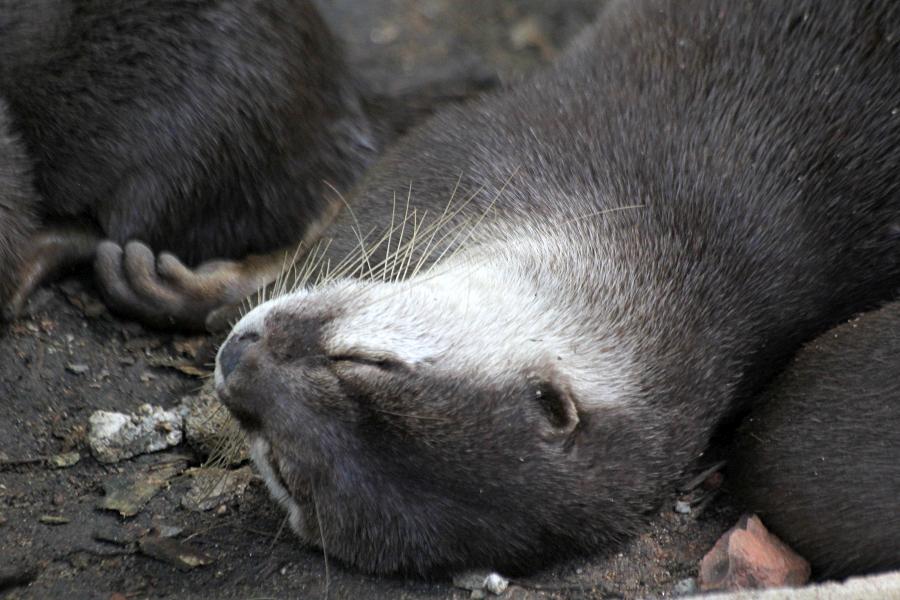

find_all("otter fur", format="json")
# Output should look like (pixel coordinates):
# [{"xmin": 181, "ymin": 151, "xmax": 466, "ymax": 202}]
[
  {"xmin": 0, "ymin": 0, "xmax": 379, "ymax": 327},
  {"xmin": 0, "ymin": 97, "xmax": 38, "ymax": 308},
  {"xmin": 731, "ymin": 302, "xmax": 900, "ymax": 579},
  {"xmin": 213, "ymin": 0, "xmax": 900, "ymax": 577}
]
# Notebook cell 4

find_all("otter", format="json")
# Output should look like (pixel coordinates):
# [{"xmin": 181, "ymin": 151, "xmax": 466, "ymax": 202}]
[
  {"xmin": 209, "ymin": 0, "xmax": 900, "ymax": 578},
  {"xmin": 731, "ymin": 301, "xmax": 900, "ymax": 579},
  {"xmin": 0, "ymin": 0, "xmax": 379, "ymax": 328}
]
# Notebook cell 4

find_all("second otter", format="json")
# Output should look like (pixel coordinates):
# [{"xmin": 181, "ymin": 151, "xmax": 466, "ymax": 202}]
[{"xmin": 0, "ymin": 0, "xmax": 378, "ymax": 327}]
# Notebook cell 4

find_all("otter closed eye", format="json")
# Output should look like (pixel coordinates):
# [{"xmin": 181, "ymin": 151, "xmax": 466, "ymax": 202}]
[{"xmin": 328, "ymin": 353, "xmax": 406, "ymax": 372}]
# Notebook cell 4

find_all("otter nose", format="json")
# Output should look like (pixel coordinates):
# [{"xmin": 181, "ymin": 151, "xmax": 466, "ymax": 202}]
[{"xmin": 218, "ymin": 331, "xmax": 261, "ymax": 381}]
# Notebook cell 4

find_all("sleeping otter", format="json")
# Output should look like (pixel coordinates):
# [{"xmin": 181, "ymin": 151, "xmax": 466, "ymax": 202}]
[
  {"xmin": 211, "ymin": 0, "xmax": 900, "ymax": 578},
  {"xmin": 0, "ymin": 0, "xmax": 379, "ymax": 327}
]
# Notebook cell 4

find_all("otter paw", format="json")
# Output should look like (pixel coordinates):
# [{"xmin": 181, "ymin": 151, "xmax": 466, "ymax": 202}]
[{"xmin": 95, "ymin": 240, "xmax": 267, "ymax": 331}]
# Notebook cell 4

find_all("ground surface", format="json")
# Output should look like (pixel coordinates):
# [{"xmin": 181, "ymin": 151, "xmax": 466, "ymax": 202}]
[{"xmin": 1, "ymin": 1, "xmax": 741, "ymax": 598}]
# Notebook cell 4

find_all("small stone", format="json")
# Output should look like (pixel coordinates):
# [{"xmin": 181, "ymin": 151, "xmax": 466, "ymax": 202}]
[
  {"xmin": 48, "ymin": 451, "xmax": 81, "ymax": 468},
  {"xmin": 154, "ymin": 524, "xmax": 184, "ymax": 539},
  {"xmin": 52, "ymin": 493, "xmax": 65, "ymax": 506},
  {"xmin": 483, "ymin": 572, "xmax": 509, "ymax": 595},
  {"xmin": 88, "ymin": 404, "xmax": 183, "ymax": 463},
  {"xmin": 39, "ymin": 515, "xmax": 70, "ymax": 525},
  {"xmin": 470, "ymin": 591, "xmax": 485, "ymax": 600},
  {"xmin": 66, "ymin": 363, "xmax": 90, "ymax": 375},
  {"xmin": 673, "ymin": 577, "xmax": 698, "ymax": 596},
  {"xmin": 699, "ymin": 514, "xmax": 811, "ymax": 592},
  {"xmin": 181, "ymin": 466, "xmax": 254, "ymax": 512},
  {"xmin": 674, "ymin": 499, "xmax": 692, "ymax": 514},
  {"xmin": 138, "ymin": 536, "xmax": 213, "ymax": 570},
  {"xmin": 453, "ymin": 571, "xmax": 492, "ymax": 591}
]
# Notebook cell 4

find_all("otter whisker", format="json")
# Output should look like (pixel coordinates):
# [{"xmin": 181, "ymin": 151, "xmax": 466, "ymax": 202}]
[
  {"xmin": 324, "ymin": 181, "xmax": 376, "ymax": 280},
  {"xmin": 371, "ymin": 409, "xmax": 449, "ymax": 422},
  {"xmin": 387, "ymin": 183, "xmax": 413, "ymax": 283},
  {"xmin": 409, "ymin": 177, "xmax": 461, "ymax": 278}
]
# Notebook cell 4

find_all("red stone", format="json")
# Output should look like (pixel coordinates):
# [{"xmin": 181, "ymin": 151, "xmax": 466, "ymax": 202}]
[{"xmin": 699, "ymin": 514, "xmax": 811, "ymax": 591}]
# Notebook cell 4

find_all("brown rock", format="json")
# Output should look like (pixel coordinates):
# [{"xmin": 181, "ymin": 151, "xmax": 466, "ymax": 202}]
[{"xmin": 699, "ymin": 514, "xmax": 810, "ymax": 592}]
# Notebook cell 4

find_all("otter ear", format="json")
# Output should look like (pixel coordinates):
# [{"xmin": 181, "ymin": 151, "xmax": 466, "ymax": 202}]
[{"xmin": 528, "ymin": 368, "xmax": 580, "ymax": 436}]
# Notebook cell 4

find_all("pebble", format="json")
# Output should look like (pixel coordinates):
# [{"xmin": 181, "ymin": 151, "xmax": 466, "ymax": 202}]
[
  {"xmin": 674, "ymin": 499, "xmax": 692, "ymax": 514},
  {"xmin": 88, "ymin": 404, "xmax": 183, "ymax": 463},
  {"xmin": 49, "ymin": 451, "xmax": 82, "ymax": 469},
  {"xmin": 483, "ymin": 573, "xmax": 509, "ymax": 595},
  {"xmin": 699, "ymin": 514, "xmax": 811, "ymax": 592},
  {"xmin": 452, "ymin": 571, "xmax": 510, "ymax": 596},
  {"xmin": 154, "ymin": 524, "xmax": 184, "ymax": 539}
]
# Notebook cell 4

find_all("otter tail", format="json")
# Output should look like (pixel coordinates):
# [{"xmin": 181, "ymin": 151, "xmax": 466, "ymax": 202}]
[{"xmin": 731, "ymin": 301, "xmax": 900, "ymax": 578}]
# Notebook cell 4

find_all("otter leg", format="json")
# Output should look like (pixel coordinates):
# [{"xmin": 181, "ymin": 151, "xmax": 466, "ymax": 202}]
[
  {"xmin": 3, "ymin": 225, "xmax": 100, "ymax": 321},
  {"xmin": 95, "ymin": 241, "xmax": 291, "ymax": 331}
]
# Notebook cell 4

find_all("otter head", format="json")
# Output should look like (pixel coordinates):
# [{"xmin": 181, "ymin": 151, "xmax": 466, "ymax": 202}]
[{"xmin": 214, "ymin": 254, "xmax": 657, "ymax": 575}]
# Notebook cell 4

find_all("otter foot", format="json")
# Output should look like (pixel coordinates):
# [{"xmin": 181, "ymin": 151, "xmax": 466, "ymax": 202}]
[
  {"xmin": 3, "ymin": 226, "xmax": 99, "ymax": 322},
  {"xmin": 95, "ymin": 241, "xmax": 289, "ymax": 331}
]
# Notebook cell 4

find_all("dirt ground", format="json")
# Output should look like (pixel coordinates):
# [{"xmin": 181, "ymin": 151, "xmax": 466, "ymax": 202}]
[{"xmin": 1, "ymin": 2, "xmax": 742, "ymax": 598}]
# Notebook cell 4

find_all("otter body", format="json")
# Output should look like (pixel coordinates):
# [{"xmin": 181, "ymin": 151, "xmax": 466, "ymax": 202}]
[
  {"xmin": 215, "ymin": 0, "xmax": 900, "ymax": 577},
  {"xmin": 732, "ymin": 302, "xmax": 900, "ymax": 578},
  {"xmin": 0, "ymin": 0, "xmax": 378, "ymax": 325}
]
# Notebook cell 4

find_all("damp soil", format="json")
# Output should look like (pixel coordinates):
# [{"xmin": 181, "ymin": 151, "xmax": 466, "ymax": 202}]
[{"xmin": 0, "ymin": 2, "xmax": 740, "ymax": 598}]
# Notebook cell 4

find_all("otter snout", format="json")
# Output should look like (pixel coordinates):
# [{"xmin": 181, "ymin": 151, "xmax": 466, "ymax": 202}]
[{"xmin": 214, "ymin": 299, "xmax": 331, "ymax": 428}]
